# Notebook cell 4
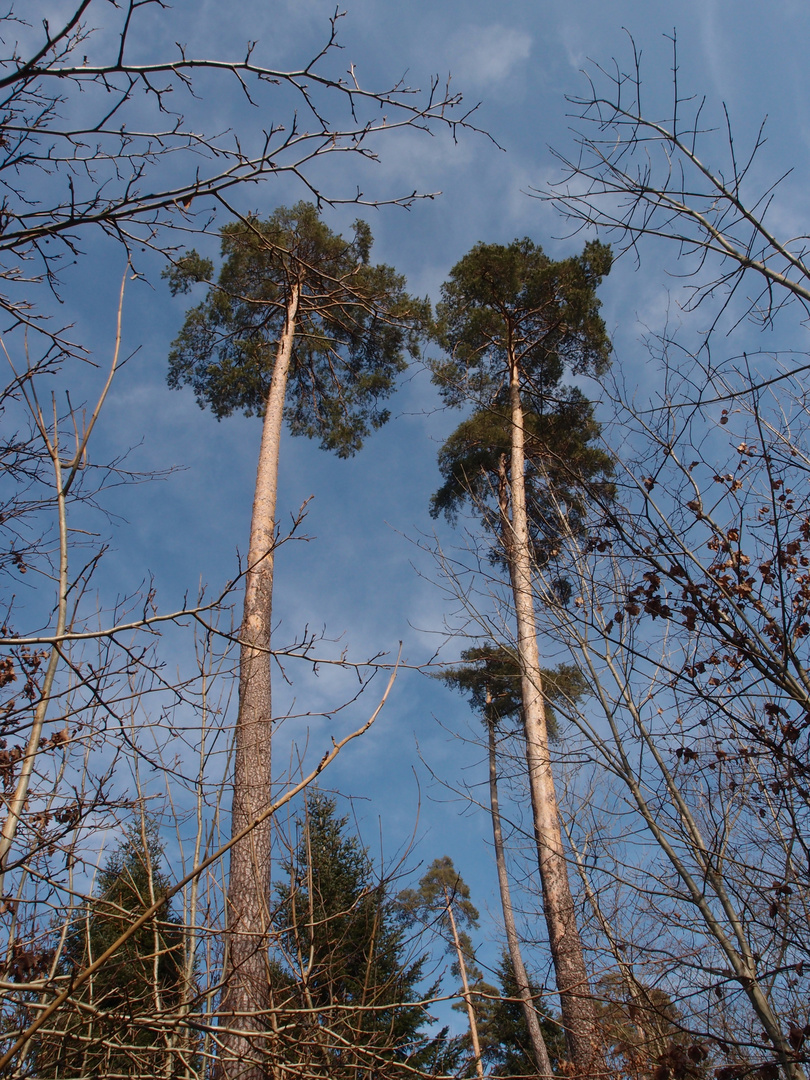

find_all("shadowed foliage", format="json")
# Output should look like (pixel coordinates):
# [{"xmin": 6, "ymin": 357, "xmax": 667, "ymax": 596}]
[{"xmin": 475, "ymin": 954, "xmax": 567, "ymax": 1077}]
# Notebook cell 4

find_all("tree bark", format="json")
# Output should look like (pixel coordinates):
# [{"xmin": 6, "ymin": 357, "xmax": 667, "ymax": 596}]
[
  {"xmin": 487, "ymin": 713, "xmax": 555, "ymax": 1079},
  {"xmin": 504, "ymin": 352, "xmax": 602, "ymax": 1079},
  {"xmin": 219, "ymin": 283, "xmax": 300, "ymax": 1080}
]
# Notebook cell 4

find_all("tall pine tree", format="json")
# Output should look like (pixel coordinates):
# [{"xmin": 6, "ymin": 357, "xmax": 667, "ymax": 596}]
[
  {"xmin": 397, "ymin": 856, "xmax": 491, "ymax": 1079},
  {"xmin": 167, "ymin": 203, "xmax": 425, "ymax": 1078},
  {"xmin": 438, "ymin": 646, "xmax": 589, "ymax": 1077},
  {"xmin": 430, "ymin": 237, "xmax": 613, "ymax": 1076}
]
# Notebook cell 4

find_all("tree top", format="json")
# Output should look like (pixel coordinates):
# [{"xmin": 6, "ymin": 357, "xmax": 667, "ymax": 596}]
[{"xmin": 166, "ymin": 202, "xmax": 428, "ymax": 457}]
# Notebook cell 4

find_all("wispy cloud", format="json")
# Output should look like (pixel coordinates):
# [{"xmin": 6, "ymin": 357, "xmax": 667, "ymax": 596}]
[{"xmin": 447, "ymin": 24, "xmax": 532, "ymax": 89}]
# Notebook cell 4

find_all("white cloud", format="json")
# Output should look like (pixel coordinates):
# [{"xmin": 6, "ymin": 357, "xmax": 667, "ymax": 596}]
[{"xmin": 447, "ymin": 24, "xmax": 532, "ymax": 89}]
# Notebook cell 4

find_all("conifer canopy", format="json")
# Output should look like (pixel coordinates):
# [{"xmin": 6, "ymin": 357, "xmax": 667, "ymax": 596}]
[{"xmin": 166, "ymin": 202, "xmax": 427, "ymax": 457}]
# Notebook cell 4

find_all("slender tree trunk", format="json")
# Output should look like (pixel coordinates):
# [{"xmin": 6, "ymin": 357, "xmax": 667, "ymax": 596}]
[
  {"xmin": 444, "ymin": 885, "xmax": 485, "ymax": 1080},
  {"xmin": 503, "ymin": 354, "xmax": 602, "ymax": 1079},
  {"xmin": 487, "ymin": 712, "xmax": 554, "ymax": 1078},
  {"xmin": 219, "ymin": 283, "xmax": 300, "ymax": 1080}
]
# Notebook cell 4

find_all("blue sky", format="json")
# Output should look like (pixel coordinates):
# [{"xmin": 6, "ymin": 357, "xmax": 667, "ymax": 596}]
[{"xmin": 15, "ymin": 0, "xmax": 810, "ymax": 1014}]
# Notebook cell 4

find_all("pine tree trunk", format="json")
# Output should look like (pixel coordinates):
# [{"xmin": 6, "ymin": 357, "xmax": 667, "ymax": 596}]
[
  {"xmin": 487, "ymin": 713, "xmax": 555, "ymax": 1078},
  {"xmin": 219, "ymin": 284, "xmax": 300, "ymax": 1080},
  {"xmin": 444, "ymin": 886, "xmax": 485, "ymax": 1080},
  {"xmin": 504, "ymin": 354, "xmax": 602, "ymax": 1079}
]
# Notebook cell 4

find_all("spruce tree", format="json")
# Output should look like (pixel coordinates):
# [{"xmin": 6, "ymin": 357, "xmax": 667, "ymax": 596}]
[
  {"xmin": 270, "ymin": 792, "xmax": 439, "ymax": 1079},
  {"xmin": 167, "ymin": 203, "xmax": 425, "ymax": 1078},
  {"xmin": 35, "ymin": 824, "xmax": 187, "ymax": 1079},
  {"xmin": 477, "ymin": 954, "xmax": 566, "ymax": 1077}
]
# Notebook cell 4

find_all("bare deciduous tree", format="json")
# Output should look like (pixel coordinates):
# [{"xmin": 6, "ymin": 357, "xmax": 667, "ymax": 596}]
[
  {"xmin": 546, "ymin": 32, "xmax": 810, "ymax": 337},
  {"xmin": 3, "ymin": 1, "xmax": 476, "ymax": 352}
]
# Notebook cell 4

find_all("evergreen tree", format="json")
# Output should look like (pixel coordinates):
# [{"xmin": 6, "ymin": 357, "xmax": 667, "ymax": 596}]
[
  {"xmin": 430, "ymin": 237, "xmax": 613, "ymax": 1076},
  {"xmin": 438, "ymin": 642, "xmax": 589, "ymax": 736},
  {"xmin": 166, "ymin": 204, "xmax": 424, "ymax": 454},
  {"xmin": 431, "ymin": 388, "xmax": 614, "ymax": 592},
  {"xmin": 270, "ymin": 792, "xmax": 440, "ymax": 1079},
  {"xmin": 167, "ymin": 203, "xmax": 426, "ymax": 1078},
  {"xmin": 35, "ymin": 823, "xmax": 188, "ymax": 1079},
  {"xmin": 430, "ymin": 240, "xmax": 614, "ymax": 577},
  {"xmin": 475, "ymin": 954, "xmax": 566, "ymax": 1077}
]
